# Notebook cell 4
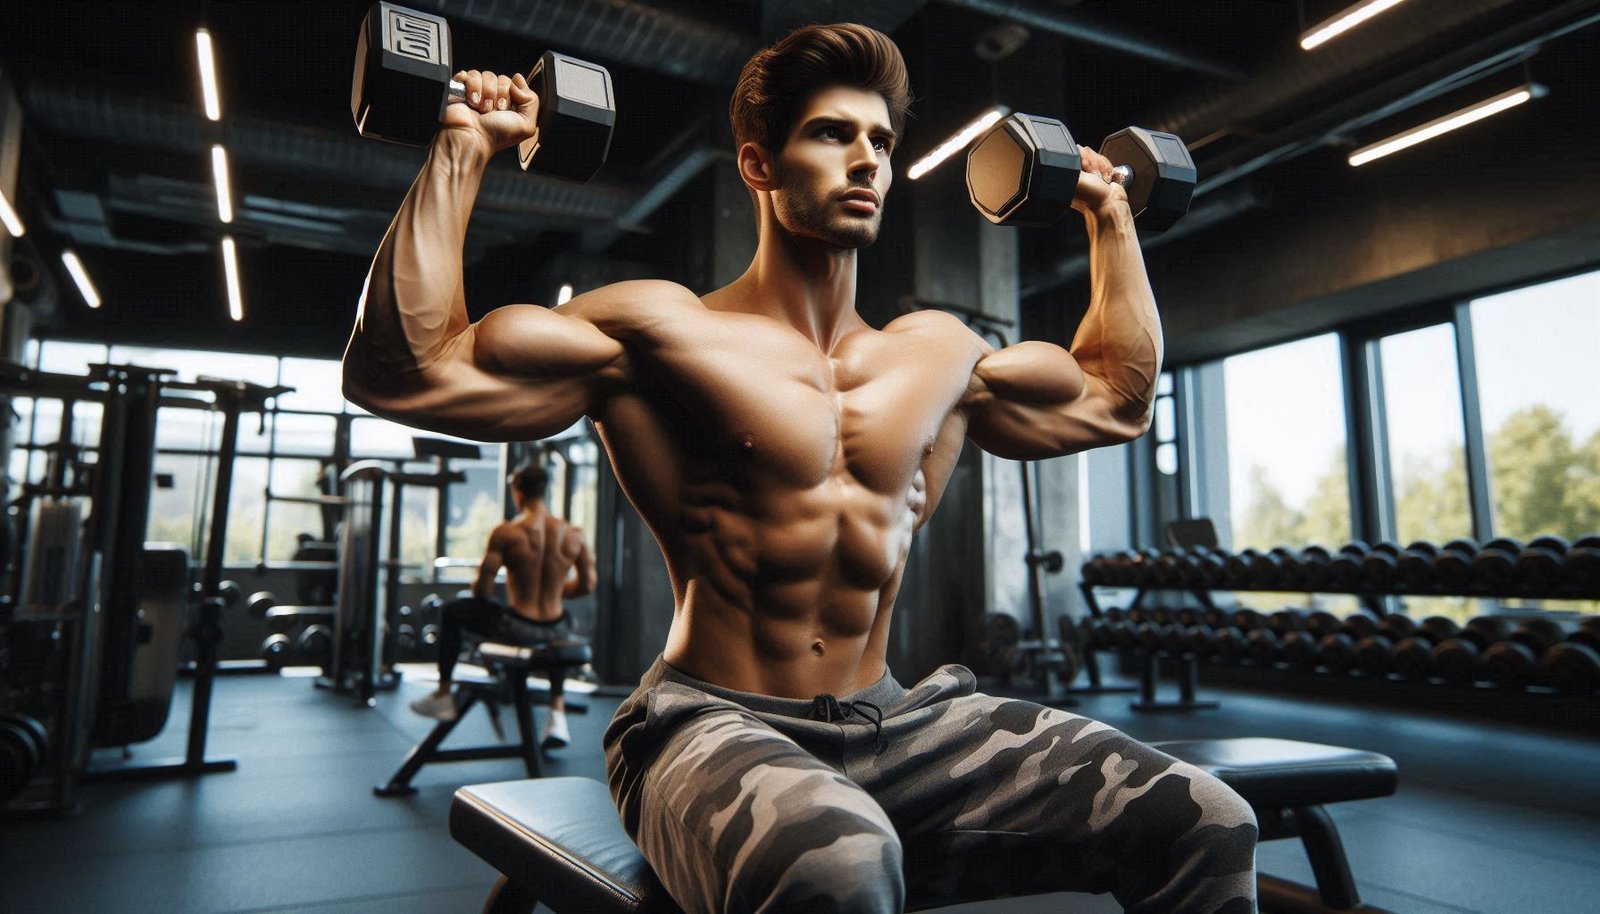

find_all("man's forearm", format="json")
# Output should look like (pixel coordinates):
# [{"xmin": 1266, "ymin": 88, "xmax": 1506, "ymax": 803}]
[
  {"xmin": 345, "ymin": 131, "xmax": 492, "ymax": 393},
  {"xmin": 1070, "ymin": 203, "xmax": 1164, "ymax": 417}
]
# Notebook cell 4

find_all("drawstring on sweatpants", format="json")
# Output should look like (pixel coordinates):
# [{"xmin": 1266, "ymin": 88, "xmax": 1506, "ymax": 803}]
[{"xmin": 808, "ymin": 694, "xmax": 885, "ymax": 754}]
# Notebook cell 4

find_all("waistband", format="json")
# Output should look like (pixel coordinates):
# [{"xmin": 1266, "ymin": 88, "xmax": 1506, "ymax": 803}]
[{"xmin": 640, "ymin": 655, "xmax": 908, "ymax": 719}]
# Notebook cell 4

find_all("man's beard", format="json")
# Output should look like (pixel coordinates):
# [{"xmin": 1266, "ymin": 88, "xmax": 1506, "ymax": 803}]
[{"xmin": 774, "ymin": 181, "xmax": 882, "ymax": 249}]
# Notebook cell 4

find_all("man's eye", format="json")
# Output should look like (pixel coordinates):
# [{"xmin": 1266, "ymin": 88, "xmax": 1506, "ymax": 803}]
[
  {"xmin": 873, "ymin": 138, "xmax": 890, "ymax": 151},
  {"xmin": 820, "ymin": 126, "xmax": 843, "ymax": 139}
]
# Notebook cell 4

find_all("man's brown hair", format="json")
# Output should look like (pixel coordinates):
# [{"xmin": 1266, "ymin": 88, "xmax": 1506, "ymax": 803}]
[
  {"xmin": 509, "ymin": 463, "xmax": 549, "ymax": 502},
  {"xmin": 730, "ymin": 23, "xmax": 912, "ymax": 155}
]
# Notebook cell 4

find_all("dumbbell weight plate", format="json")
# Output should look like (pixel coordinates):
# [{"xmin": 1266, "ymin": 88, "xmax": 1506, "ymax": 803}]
[
  {"xmin": 352, "ymin": 2, "xmax": 454, "ymax": 146},
  {"xmin": 520, "ymin": 51, "xmax": 616, "ymax": 181},
  {"xmin": 966, "ymin": 113, "xmax": 1082, "ymax": 227},
  {"xmin": 1097, "ymin": 127, "xmax": 1196, "ymax": 232}
]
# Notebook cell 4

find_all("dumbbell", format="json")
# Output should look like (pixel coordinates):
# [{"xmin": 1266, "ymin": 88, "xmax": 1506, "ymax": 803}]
[
  {"xmin": 1317, "ymin": 614, "xmax": 1378, "ymax": 674},
  {"xmin": 1391, "ymin": 616, "xmax": 1460, "ymax": 681},
  {"xmin": 1515, "ymin": 536, "xmax": 1570, "ymax": 591},
  {"xmin": 1326, "ymin": 542, "xmax": 1370, "ymax": 590},
  {"xmin": 1395, "ymin": 541, "xmax": 1440, "ymax": 591},
  {"xmin": 1081, "ymin": 555, "xmax": 1109, "ymax": 586},
  {"xmin": 1472, "ymin": 538, "xmax": 1524, "ymax": 590},
  {"xmin": 1431, "ymin": 539, "xmax": 1480, "ymax": 590},
  {"xmin": 1354, "ymin": 614, "xmax": 1417, "ymax": 677},
  {"xmin": 298, "ymin": 624, "xmax": 334, "ymax": 665},
  {"xmin": 1281, "ymin": 611, "xmax": 1341, "ymax": 669},
  {"xmin": 0, "ymin": 711, "xmax": 47, "ymax": 805},
  {"xmin": 248, "ymin": 591, "xmax": 277, "ymax": 618},
  {"xmin": 966, "ymin": 114, "xmax": 1195, "ymax": 230},
  {"xmin": 260, "ymin": 634, "xmax": 291, "ymax": 670},
  {"xmin": 1357, "ymin": 542, "xmax": 1403, "ymax": 591},
  {"xmin": 1431, "ymin": 615, "xmax": 1511, "ymax": 685},
  {"xmin": 1481, "ymin": 617, "xmax": 1566, "ymax": 688},
  {"xmin": 1251, "ymin": 548, "xmax": 1299, "ymax": 590},
  {"xmin": 1565, "ymin": 536, "xmax": 1600, "ymax": 592},
  {"xmin": 218, "ymin": 580, "xmax": 242, "ymax": 608},
  {"xmin": 1544, "ymin": 625, "xmax": 1600, "ymax": 694},
  {"xmin": 1223, "ymin": 549, "xmax": 1259, "ymax": 588},
  {"xmin": 352, "ymin": 2, "xmax": 615, "ymax": 180},
  {"xmin": 1292, "ymin": 545, "xmax": 1334, "ymax": 590}
]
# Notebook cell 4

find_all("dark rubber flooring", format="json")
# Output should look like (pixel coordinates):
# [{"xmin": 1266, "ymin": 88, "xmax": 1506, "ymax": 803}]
[{"xmin": 3, "ymin": 666, "xmax": 1597, "ymax": 913}]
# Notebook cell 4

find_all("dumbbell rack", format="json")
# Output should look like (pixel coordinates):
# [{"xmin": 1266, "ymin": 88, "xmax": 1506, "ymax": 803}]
[{"xmin": 1080, "ymin": 559, "xmax": 1600, "ymax": 713}]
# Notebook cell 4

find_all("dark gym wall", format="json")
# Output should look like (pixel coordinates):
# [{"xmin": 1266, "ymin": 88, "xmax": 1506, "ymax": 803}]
[{"xmin": 1134, "ymin": 29, "xmax": 1600, "ymax": 365}]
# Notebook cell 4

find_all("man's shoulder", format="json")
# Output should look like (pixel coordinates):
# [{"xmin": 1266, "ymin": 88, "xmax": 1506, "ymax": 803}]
[{"xmin": 565, "ymin": 279, "xmax": 704, "ymax": 317}]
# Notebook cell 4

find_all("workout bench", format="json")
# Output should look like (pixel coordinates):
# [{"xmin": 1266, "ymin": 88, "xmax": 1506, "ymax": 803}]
[
  {"xmin": 449, "ymin": 736, "xmax": 1397, "ymax": 913},
  {"xmin": 374, "ymin": 639, "xmax": 592, "ymax": 797}
]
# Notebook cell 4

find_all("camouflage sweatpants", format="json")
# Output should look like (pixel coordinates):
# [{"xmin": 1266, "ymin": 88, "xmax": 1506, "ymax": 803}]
[{"xmin": 605, "ymin": 657, "xmax": 1258, "ymax": 914}]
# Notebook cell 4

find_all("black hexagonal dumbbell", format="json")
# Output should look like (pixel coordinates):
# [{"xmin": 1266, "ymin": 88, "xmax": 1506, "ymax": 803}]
[
  {"xmin": 351, "ymin": 1, "xmax": 615, "ymax": 181},
  {"xmin": 966, "ymin": 114, "xmax": 1195, "ymax": 230}
]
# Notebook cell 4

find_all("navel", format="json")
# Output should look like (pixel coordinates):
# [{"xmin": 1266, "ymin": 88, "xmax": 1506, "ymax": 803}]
[{"xmin": 812, "ymin": 640, "xmax": 826, "ymax": 656}]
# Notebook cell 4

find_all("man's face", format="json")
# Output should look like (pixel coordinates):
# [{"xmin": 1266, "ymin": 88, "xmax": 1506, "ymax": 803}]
[{"xmin": 768, "ymin": 85, "xmax": 896, "ymax": 249}]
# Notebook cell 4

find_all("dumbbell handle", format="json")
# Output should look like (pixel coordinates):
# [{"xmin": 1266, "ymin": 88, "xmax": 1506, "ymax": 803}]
[
  {"xmin": 1109, "ymin": 164, "xmax": 1134, "ymax": 186},
  {"xmin": 440, "ymin": 75, "xmax": 543, "ymax": 170}
]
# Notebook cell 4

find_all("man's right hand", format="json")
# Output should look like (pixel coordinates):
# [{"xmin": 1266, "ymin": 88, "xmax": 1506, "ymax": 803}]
[{"xmin": 443, "ymin": 70, "xmax": 540, "ymax": 155}]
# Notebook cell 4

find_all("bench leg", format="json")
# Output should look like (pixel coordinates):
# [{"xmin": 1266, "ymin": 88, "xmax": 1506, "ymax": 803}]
[
  {"xmin": 373, "ymin": 691, "xmax": 480, "ymax": 797},
  {"xmin": 511, "ymin": 676, "xmax": 544, "ymax": 779},
  {"xmin": 1293, "ymin": 804, "xmax": 1362, "ymax": 909},
  {"xmin": 482, "ymin": 875, "xmax": 537, "ymax": 914}
]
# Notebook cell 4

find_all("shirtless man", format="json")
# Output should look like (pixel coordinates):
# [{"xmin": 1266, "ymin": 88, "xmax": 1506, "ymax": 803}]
[
  {"xmin": 347, "ymin": 23, "xmax": 1257, "ymax": 914},
  {"xmin": 409, "ymin": 463, "xmax": 595, "ymax": 750}
]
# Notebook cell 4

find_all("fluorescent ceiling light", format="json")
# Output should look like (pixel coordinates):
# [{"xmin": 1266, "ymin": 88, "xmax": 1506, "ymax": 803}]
[
  {"xmin": 212, "ymin": 145, "xmax": 234, "ymax": 223},
  {"xmin": 222, "ymin": 236, "xmax": 244, "ymax": 321},
  {"xmin": 0, "ymin": 190, "xmax": 23, "ymax": 237},
  {"xmin": 1348, "ymin": 84, "xmax": 1541, "ymax": 167},
  {"xmin": 908, "ymin": 106, "xmax": 1009, "ymax": 181},
  {"xmin": 61, "ymin": 249, "xmax": 101, "ymax": 309},
  {"xmin": 556, "ymin": 283, "xmax": 574, "ymax": 305},
  {"xmin": 196, "ymin": 28, "xmax": 221, "ymax": 120},
  {"xmin": 1301, "ymin": 0, "xmax": 1412, "ymax": 51}
]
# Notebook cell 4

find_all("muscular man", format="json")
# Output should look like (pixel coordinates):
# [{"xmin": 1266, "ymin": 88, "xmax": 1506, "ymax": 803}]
[
  {"xmin": 347, "ymin": 23, "xmax": 1257, "ymax": 914},
  {"xmin": 410, "ymin": 464, "xmax": 595, "ymax": 751}
]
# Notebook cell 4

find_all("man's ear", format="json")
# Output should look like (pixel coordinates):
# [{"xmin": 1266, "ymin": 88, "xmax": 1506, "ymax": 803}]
[{"xmin": 738, "ymin": 142, "xmax": 779, "ymax": 192}]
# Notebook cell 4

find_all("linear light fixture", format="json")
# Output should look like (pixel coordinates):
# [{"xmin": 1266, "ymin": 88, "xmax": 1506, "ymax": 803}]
[
  {"xmin": 221, "ymin": 236, "xmax": 244, "ymax": 321},
  {"xmin": 211, "ymin": 145, "xmax": 234, "ymax": 223},
  {"xmin": 556, "ymin": 283, "xmax": 574, "ymax": 305},
  {"xmin": 1300, "ymin": 0, "xmax": 1412, "ymax": 51},
  {"xmin": 61, "ymin": 249, "xmax": 101, "ymax": 309},
  {"xmin": 908, "ymin": 106, "xmax": 1009, "ymax": 181},
  {"xmin": 0, "ymin": 190, "xmax": 23, "ymax": 237},
  {"xmin": 1348, "ymin": 83, "xmax": 1543, "ymax": 167},
  {"xmin": 196, "ymin": 28, "xmax": 221, "ymax": 120}
]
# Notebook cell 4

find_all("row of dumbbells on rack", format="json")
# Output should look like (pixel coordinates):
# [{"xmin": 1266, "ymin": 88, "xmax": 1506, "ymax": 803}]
[
  {"xmin": 1082, "ymin": 536, "xmax": 1600, "ymax": 595},
  {"xmin": 1080, "ymin": 607, "xmax": 1600, "ymax": 695},
  {"xmin": 253, "ymin": 592, "xmax": 453, "ymax": 670}
]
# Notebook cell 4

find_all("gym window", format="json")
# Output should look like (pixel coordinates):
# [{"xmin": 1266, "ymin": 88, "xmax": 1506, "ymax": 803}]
[
  {"xmin": 1468, "ymin": 269, "xmax": 1600, "ymax": 543},
  {"xmin": 1215, "ymin": 333, "xmax": 1352, "ymax": 553}
]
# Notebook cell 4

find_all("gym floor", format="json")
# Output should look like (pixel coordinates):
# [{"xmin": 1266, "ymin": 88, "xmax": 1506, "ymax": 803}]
[{"xmin": 2, "ymin": 668, "xmax": 1597, "ymax": 914}]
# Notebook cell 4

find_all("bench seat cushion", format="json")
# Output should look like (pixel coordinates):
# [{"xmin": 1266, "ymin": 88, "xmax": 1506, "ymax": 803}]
[
  {"xmin": 452, "ymin": 777, "xmax": 675, "ymax": 914},
  {"xmin": 1150, "ymin": 737, "xmax": 1397, "ymax": 808}
]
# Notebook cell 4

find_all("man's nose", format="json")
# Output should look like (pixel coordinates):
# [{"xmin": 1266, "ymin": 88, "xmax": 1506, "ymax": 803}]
[{"xmin": 848, "ymin": 138, "xmax": 878, "ymax": 179}]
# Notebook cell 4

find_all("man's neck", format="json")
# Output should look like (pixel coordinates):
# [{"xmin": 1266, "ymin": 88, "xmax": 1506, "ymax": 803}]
[{"xmin": 728, "ymin": 216, "xmax": 868, "ymax": 353}]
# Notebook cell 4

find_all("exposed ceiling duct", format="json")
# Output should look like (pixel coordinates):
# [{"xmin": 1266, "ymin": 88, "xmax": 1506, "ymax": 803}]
[
  {"xmin": 936, "ymin": 0, "xmax": 1244, "ymax": 81},
  {"xmin": 24, "ymin": 84, "xmax": 636, "ymax": 225},
  {"xmin": 1144, "ymin": 0, "xmax": 1578, "ymax": 148},
  {"xmin": 403, "ymin": 0, "xmax": 760, "ymax": 83}
]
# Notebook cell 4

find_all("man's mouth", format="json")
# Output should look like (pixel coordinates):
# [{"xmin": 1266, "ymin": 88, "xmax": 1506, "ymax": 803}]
[{"xmin": 838, "ymin": 189, "xmax": 879, "ymax": 213}]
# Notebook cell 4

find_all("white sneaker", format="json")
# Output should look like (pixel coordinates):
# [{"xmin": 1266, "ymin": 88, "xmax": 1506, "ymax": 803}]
[
  {"xmin": 409, "ymin": 691, "xmax": 458, "ymax": 722},
  {"xmin": 542, "ymin": 710, "xmax": 570, "ymax": 750}
]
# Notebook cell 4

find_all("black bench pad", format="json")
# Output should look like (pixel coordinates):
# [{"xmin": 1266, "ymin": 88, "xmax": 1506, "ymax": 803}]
[
  {"xmin": 452, "ymin": 777, "xmax": 674, "ymax": 914},
  {"xmin": 1150, "ymin": 737, "xmax": 1397, "ymax": 808},
  {"xmin": 452, "ymin": 738, "xmax": 1397, "ymax": 913},
  {"xmin": 477, "ymin": 640, "xmax": 593, "ymax": 668}
]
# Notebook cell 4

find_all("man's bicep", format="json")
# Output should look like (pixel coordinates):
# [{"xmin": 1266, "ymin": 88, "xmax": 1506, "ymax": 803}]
[{"xmin": 964, "ymin": 342, "xmax": 1145, "ymax": 459}]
